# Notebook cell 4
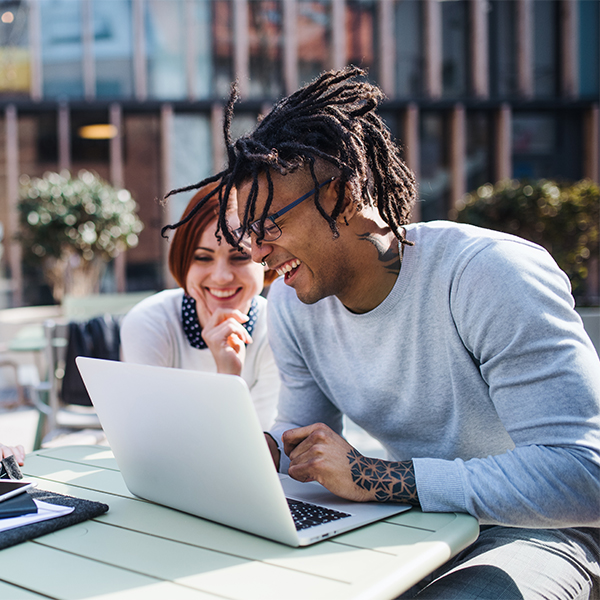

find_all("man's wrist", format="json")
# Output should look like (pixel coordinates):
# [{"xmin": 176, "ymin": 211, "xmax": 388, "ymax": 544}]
[
  {"xmin": 347, "ymin": 449, "xmax": 420, "ymax": 506},
  {"xmin": 264, "ymin": 432, "xmax": 281, "ymax": 471}
]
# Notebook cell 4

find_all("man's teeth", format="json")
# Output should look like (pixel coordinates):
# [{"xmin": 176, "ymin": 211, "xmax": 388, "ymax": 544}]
[
  {"xmin": 209, "ymin": 288, "xmax": 238, "ymax": 298},
  {"xmin": 276, "ymin": 259, "xmax": 301, "ymax": 276}
]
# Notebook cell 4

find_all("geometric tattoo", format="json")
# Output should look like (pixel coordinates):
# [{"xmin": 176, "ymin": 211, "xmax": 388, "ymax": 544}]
[
  {"xmin": 357, "ymin": 233, "xmax": 401, "ymax": 275},
  {"xmin": 347, "ymin": 449, "xmax": 420, "ymax": 505}
]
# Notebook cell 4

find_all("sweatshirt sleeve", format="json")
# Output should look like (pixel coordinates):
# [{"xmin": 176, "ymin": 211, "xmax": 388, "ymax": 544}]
[
  {"xmin": 267, "ymin": 280, "xmax": 344, "ymax": 473},
  {"xmin": 414, "ymin": 240, "xmax": 600, "ymax": 527}
]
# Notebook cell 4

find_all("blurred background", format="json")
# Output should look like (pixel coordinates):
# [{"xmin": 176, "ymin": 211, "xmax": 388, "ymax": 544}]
[
  {"xmin": 0, "ymin": 0, "xmax": 597, "ymax": 305},
  {"xmin": 0, "ymin": 0, "xmax": 598, "ymax": 452}
]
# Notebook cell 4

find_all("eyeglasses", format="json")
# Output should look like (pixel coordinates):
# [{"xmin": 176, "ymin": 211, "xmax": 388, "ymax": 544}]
[{"xmin": 232, "ymin": 176, "xmax": 336, "ymax": 247}]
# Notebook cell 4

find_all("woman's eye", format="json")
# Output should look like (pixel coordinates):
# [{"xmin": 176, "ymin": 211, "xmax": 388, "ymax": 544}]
[
  {"xmin": 194, "ymin": 255, "xmax": 212, "ymax": 262},
  {"xmin": 232, "ymin": 254, "xmax": 251, "ymax": 262}
]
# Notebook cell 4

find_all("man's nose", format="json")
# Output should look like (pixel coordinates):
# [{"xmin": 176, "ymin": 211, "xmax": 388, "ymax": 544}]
[{"xmin": 250, "ymin": 238, "xmax": 271, "ymax": 265}]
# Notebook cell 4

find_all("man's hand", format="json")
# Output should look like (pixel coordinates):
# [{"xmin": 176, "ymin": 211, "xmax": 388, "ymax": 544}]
[
  {"xmin": 0, "ymin": 443, "xmax": 25, "ymax": 466},
  {"xmin": 283, "ymin": 423, "xmax": 420, "ymax": 505},
  {"xmin": 195, "ymin": 295, "xmax": 252, "ymax": 376}
]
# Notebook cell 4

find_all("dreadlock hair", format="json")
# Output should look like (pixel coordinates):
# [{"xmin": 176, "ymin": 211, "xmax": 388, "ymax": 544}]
[{"xmin": 161, "ymin": 66, "xmax": 417, "ymax": 250}]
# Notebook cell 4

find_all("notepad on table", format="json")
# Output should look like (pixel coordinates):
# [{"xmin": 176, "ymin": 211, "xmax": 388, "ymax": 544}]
[{"xmin": 0, "ymin": 500, "xmax": 74, "ymax": 533}]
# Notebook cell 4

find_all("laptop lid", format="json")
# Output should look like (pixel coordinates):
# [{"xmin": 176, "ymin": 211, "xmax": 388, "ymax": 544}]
[{"xmin": 76, "ymin": 357, "xmax": 410, "ymax": 546}]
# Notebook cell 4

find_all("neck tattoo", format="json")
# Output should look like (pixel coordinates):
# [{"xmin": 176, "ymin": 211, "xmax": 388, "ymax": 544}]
[{"xmin": 357, "ymin": 232, "xmax": 401, "ymax": 275}]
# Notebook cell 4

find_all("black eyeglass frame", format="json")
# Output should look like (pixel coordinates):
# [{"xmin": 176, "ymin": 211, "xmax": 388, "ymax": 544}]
[{"xmin": 233, "ymin": 176, "xmax": 336, "ymax": 245}]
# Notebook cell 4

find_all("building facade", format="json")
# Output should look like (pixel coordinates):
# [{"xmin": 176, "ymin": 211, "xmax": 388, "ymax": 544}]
[{"xmin": 0, "ymin": 0, "xmax": 598, "ymax": 305}]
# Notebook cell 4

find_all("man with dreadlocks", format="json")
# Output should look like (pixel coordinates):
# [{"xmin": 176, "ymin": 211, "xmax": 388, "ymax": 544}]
[{"xmin": 164, "ymin": 67, "xmax": 599, "ymax": 599}]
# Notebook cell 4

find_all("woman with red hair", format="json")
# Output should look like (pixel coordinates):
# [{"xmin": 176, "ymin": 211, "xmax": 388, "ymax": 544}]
[{"xmin": 121, "ymin": 182, "xmax": 279, "ymax": 429}]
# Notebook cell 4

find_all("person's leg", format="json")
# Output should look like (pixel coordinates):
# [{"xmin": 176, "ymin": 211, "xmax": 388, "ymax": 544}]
[{"xmin": 399, "ymin": 526, "xmax": 599, "ymax": 600}]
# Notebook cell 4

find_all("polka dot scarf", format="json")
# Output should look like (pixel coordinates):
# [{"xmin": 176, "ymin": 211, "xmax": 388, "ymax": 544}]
[{"xmin": 181, "ymin": 294, "xmax": 258, "ymax": 350}]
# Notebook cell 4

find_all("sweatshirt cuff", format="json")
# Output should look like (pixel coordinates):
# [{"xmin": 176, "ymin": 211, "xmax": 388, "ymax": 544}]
[{"xmin": 413, "ymin": 457, "xmax": 468, "ymax": 514}]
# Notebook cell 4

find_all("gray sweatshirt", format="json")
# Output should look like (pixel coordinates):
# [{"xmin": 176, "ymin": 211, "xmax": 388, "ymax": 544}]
[{"xmin": 267, "ymin": 221, "xmax": 600, "ymax": 528}]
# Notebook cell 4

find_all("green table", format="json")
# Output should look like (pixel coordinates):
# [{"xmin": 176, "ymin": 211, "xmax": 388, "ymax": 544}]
[{"xmin": 0, "ymin": 445, "xmax": 479, "ymax": 600}]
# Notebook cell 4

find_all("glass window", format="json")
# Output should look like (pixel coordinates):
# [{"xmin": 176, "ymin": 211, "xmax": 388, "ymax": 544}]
[
  {"xmin": 123, "ymin": 112, "xmax": 164, "ymax": 291},
  {"xmin": 0, "ymin": 1, "xmax": 31, "ymax": 97},
  {"xmin": 40, "ymin": 0, "xmax": 85, "ymax": 98},
  {"xmin": 395, "ymin": 0, "xmax": 423, "ymax": 97},
  {"xmin": 512, "ymin": 111, "xmax": 583, "ymax": 181},
  {"xmin": 145, "ymin": 0, "xmax": 186, "ymax": 100},
  {"xmin": 466, "ymin": 111, "xmax": 492, "ymax": 193},
  {"xmin": 488, "ymin": 0, "xmax": 517, "ymax": 98},
  {"xmin": 71, "ymin": 109, "xmax": 111, "ymax": 179},
  {"xmin": 248, "ymin": 1, "xmax": 284, "ymax": 98},
  {"xmin": 441, "ymin": 0, "xmax": 468, "ymax": 98},
  {"xmin": 191, "ymin": 0, "xmax": 213, "ymax": 99},
  {"xmin": 533, "ymin": 0, "xmax": 558, "ymax": 97},
  {"xmin": 169, "ymin": 113, "xmax": 212, "ymax": 221},
  {"xmin": 213, "ymin": 0, "xmax": 234, "ymax": 98},
  {"xmin": 579, "ymin": 0, "xmax": 599, "ymax": 98},
  {"xmin": 380, "ymin": 110, "xmax": 404, "ymax": 148},
  {"xmin": 419, "ymin": 111, "xmax": 449, "ymax": 221},
  {"xmin": 17, "ymin": 111, "xmax": 62, "ymax": 305},
  {"xmin": 229, "ymin": 111, "xmax": 260, "ymax": 142},
  {"xmin": 346, "ymin": 0, "xmax": 377, "ymax": 82},
  {"xmin": 513, "ymin": 113, "xmax": 556, "ymax": 179},
  {"xmin": 297, "ymin": 0, "xmax": 331, "ymax": 86},
  {"xmin": 93, "ymin": 0, "xmax": 134, "ymax": 98}
]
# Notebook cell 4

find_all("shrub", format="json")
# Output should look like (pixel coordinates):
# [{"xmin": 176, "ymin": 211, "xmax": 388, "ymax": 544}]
[{"xmin": 455, "ymin": 179, "xmax": 599, "ymax": 305}]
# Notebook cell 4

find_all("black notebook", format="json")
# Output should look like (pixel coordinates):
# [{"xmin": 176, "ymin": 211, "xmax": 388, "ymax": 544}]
[{"xmin": 0, "ymin": 492, "xmax": 37, "ymax": 519}]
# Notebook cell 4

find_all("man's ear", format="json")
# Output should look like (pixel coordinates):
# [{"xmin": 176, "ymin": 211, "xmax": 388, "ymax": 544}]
[{"xmin": 325, "ymin": 178, "xmax": 357, "ymax": 225}]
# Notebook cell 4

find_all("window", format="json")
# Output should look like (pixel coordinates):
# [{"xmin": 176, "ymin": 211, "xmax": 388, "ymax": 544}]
[
  {"xmin": 346, "ymin": 0, "xmax": 378, "ymax": 82},
  {"xmin": 512, "ymin": 111, "xmax": 582, "ymax": 181},
  {"xmin": 533, "ymin": 0, "xmax": 558, "ymax": 97},
  {"xmin": 488, "ymin": 0, "xmax": 517, "ymax": 98},
  {"xmin": 395, "ymin": 0, "xmax": 423, "ymax": 97},
  {"xmin": 248, "ymin": 1, "xmax": 284, "ymax": 98},
  {"xmin": 40, "ymin": 0, "xmax": 84, "ymax": 98},
  {"xmin": 298, "ymin": 0, "xmax": 331, "ymax": 86},
  {"xmin": 419, "ymin": 111, "xmax": 449, "ymax": 221},
  {"xmin": 213, "ymin": 0, "xmax": 234, "ymax": 98},
  {"xmin": 146, "ymin": 0, "xmax": 186, "ymax": 99},
  {"xmin": 94, "ymin": 0, "xmax": 135, "ymax": 98},
  {"xmin": 169, "ymin": 113, "xmax": 212, "ymax": 221},
  {"xmin": 0, "ymin": 0, "xmax": 30, "ymax": 97},
  {"xmin": 441, "ymin": 0, "xmax": 468, "ymax": 98},
  {"xmin": 466, "ymin": 111, "xmax": 493, "ymax": 192},
  {"xmin": 71, "ymin": 110, "xmax": 111, "ymax": 178},
  {"xmin": 579, "ymin": 0, "xmax": 599, "ymax": 98}
]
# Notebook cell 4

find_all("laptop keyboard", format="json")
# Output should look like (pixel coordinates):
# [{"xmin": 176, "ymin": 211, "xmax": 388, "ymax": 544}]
[{"xmin": 286, "ymin": 498, "xmax": 352, "ymax": 531}]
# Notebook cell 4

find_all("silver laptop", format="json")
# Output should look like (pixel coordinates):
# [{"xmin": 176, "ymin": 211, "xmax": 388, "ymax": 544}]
[{"xmin": 76, "ymin": 357, "xmax": 411, "ymax": 547}]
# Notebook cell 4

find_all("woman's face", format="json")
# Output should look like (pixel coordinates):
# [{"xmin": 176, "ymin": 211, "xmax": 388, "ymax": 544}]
[{"xmin": 185, "ymin": 215, "xmax": 264, "ymax": 324}]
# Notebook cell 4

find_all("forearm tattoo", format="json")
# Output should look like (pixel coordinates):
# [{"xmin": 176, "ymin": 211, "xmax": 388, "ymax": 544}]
[
  {"xmin": 348, "ymin": 449, "xmax": 420, "ymax": 505},
  {"xmin": 357, "ymin": 233, "xmax": 401, "ymax": 275}
]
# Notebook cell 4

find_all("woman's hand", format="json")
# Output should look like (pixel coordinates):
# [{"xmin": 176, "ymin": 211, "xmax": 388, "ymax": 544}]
[
  {"xmin": 0, "ymin": 443, "xmax": 25, "ymax": 466},
  {"xmin": 195, "ymin": 295, "xmax": 252, "ymax": 376}
]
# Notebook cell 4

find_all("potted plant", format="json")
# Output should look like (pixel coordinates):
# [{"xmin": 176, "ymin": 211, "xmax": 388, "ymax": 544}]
[{"xmin": 17, "ymin": 170, "xmax": 144, "ymax": 301}]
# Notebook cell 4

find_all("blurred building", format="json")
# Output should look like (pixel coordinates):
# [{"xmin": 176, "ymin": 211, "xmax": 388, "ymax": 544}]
[{"xmin": 0, "ymin": 0, "xmax": 598, "ymax": 305}]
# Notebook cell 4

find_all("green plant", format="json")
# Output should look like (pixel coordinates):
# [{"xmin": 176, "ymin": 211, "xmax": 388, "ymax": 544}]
[
  {"xmin": 18, "ymin": 169, "xmax": 143, "ymax": 263},
  {"xmin": 17, "ymin": 170, "xmax": 144, "ymax": 300},
  {"xmin": 455, "ymin": 179, "xmax": 599, "ymax": 304}
]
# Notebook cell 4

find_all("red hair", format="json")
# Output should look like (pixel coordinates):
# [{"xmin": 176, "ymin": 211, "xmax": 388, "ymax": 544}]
[{"xmin": 168, "ymin": 182, "xmax": 277, "ymax": 291}]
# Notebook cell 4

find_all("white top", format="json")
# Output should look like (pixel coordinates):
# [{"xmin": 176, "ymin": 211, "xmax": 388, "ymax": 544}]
[{"xmin": 120, "ymin": 288, "xmax": 279, "ymax": 429}]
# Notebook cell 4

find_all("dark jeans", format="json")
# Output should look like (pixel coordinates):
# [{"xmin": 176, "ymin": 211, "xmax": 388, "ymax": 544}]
[{"xmin": 398, "ymin": 526, "xmax": 599, "ymax": 600}]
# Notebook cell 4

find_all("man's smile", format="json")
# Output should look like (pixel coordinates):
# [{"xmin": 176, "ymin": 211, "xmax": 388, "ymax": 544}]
[{"xmin": 275, "ymin": 258, "xmax": 302, "ymax": 279}]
